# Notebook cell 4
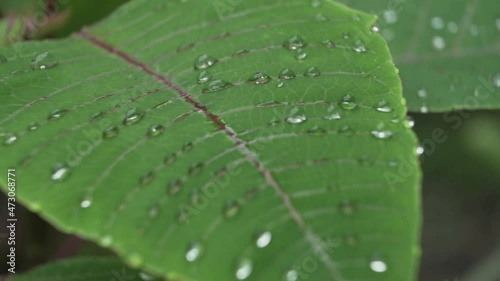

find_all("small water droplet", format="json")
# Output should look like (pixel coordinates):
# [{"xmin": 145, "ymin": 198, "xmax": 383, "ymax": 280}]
[
  {"xmin": 294, "ymin": 49, "xmax": 307, "ymax": 60},
  {"xmin": 432, "ymin": 36, "xmax": 446, "ymax": 50},
  {"xmin": 148, "ymin": 203, "xmax": 160, "ymax": 218},
  {"xmin": 284, "ymin": 270, "xmax": 298, "ymax": 281},
  {"xmin": 285, "ymin": 107, "xmax": 307, "ymax": 124},
  {"xmin": 100, "ymin": 235, "xmax": 113, "ymax": 247},
  {"xmin": 188, "ymin": 162, "xmax": 203, "ymax": 176},
  {"xmin": 147, "ymin": 124, "xmax": 165, "ymax": 138},
  {"xmin": 4, "ymin": 134, "xmax": 18, "ymax": 146},
  {"xmin": 27, "ymin": 122, "xmax": 40, "ymax": 131},
  {"xmin": 447, "ymin": 21, "xmax": 459, "ymax": 33},
  {"xmin": 48, "ymin": 109, "xmax": 68, "ymax": 121},
  {"xmin": 382, "ymin": 9, "xmax": 398, "ymax": 24},
  {"xmin": 186, "ymin": 241, "xmax": 203, "ymax": 262},
  {"xmin": 283, "ymin": 35, "xmax": 306, "ymax": 51},
  {"xmin": 371, "ymin": 25, "xmax": 380, "ymax": 33},
  {"xmin": 315, "ymin": 13, "xmax": 328, "ymax": 22},
  {"xmin": 140, "ymin": 172, "xmax": 155, "ymax": 185},
  {"xmin": 375, "ymin": 101, "xmax": 392, "ymax": 113},
  {"xmin": 177, "ymin": 42, "xmax": 195, "ymax": 52},
  {"xmin": 277, "ymin": 81, "xmax": 285, "ymax": 88},
  {"xmin": 321, "ymin": 105, "xmax": 341, "ymax": 120},
  {"xmin": 416, "ymin": 145, "xmax": 425, "ymax": 156},
  {"xmin": 340, "ymin": 95, "xmax": 357, "ymax": 110},
  {"xmin": 338, "ymin": 125, "xmax": 353, "ymax": 137},
  {"xmin": 164, "ymin": 153, "xmax": 177, "ymax": 165},
  {"xmin": 338, "ymin": 200, "xmax": 356, "ymax": 215},
  {"xmin": 80, "ymin": 198, "xmax": 92, "ymax": 208},
  {"xmin": 431, "ymin": 17, "xmax": 444, "ymax": 29},
  {"xmin": 255, "ymin": 231, "xmax": 272, "ymax": 248},
  {"xmin": 51, "ymin": 165, "xmax": 70, "ymax": 181},
  {"xmin": 404, "ymin": 116, "xmax": 415, "ymax": 128},
  {"xmin": 128, "ymin": 253, "xmax": 143, "ymax": 268},
  {"xmin": 233, "ymin": 49, "xmax": 250, "ymax": 57},
  {"xmin": 321, "ymin": 39, "xmax": 335, "ymax": 48},
  {"xmin": 371, "ymin": 129, "xmax": 393, "ymax": 139},
  {"xmin": 90, "ymin": 112, "xmax": 106, "ymax": 122},
  {"xmin": 194, "ymin": 54, "xmax": 217, "ymax": 70},
  {"xmin": 123, "ymin": 108, "xmax": 145, "ymax": 125},
  {"xmin": 183, "ymin": 142, "xmax": 194, "ymax": 152},
  {"xmin": 420, "ymin": 105, "xmax": 429, "ymax": 113},
  {"xmin": 417, "ymin": 89, "xmax": 427, "ymax": 98},
  {"xmin": 370, "ymin": 259, "xmax": 388, "ymax": 273},
  {"xmin": 247, "ymin": 72, "xmax": 272, "ymax": 84},
  {"xmin": 103, "ymin": 126, "xmax": 119, "ymax": 139},
  {"xmin": 304, "ymin": 67, "xmax": 321, "ymax": 77},
  {"xmin": 235, "ymin": 259, "xmax": 253, "ymax": 280},
  {"xmin": 197, "ymin": 70, "xmax": 212, "ymax": 84},
  {"xmin": 342, "ymin": 32, "xmax": 350, "ymax": 39},
  {"xmin": 202, "ymin": 79, "xmax": 232, "ymax": 93},
  {"xmin": 31, "ymin": 52, "xmax": 58, "ymax": 70},
  {"xmin": 353, "ymin": 40, "xmax": 367, "ymax": 53},
  {"xmin": 223, "ymin": 200, "xmax": 240, "ymax": 218},
  {"xmin": 167, "ymin": 179, "xmax": 183, "ymax": 195},
  {"xmin": 277, "ymin": 69, "xmax": 295, "ymax": 81}
]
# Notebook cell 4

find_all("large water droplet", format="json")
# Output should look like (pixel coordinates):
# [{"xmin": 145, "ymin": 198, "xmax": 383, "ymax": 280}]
[
  {"xmin": 247, "ymin": 72, "xmax": 272, "ymax": 84},
  {"xmin": 370, "ymin": 259, "xmax": 388, "ymax": 273},
  {"xmin": 31, "ymin": 52, "xmax": 58, "ymax": 70},
  {"xmin": 323, "ymin": 104, "xmax": 342, "ymax": 120},
  {"xmin": 4, "ymin": 134, "xmax": 18, "ymax": 146},
  {"xmin": 186, "ymin": 241, "xmax": 203, "ymax": 262},
  {"xmin": 147, "ymin": 124, "xmax": 165, "ymax": 138},
  {"xmin": 103, "ymin": 126, "xmax": 119, "ymax": 139},
  {"xmin": 123, "ymin": 108, "xmax": 145, "ymax": 125},
  {"xmin": 278, "ymin": 68, "xmax": 296, "ymax": 80},
  {"xmin": 202, "ymin": 79, "xmax": 232, "ymax": 93},
  {"xmin": 51, "ymin": 165, "xmax": 70, "ymax": 181},
  {"xmin": 285, "ymin": 107, "xmax": 307, "ymax": 124},
  {"xmin": 304, "ymin": 67, "xmax": 321, "ymax": 77},
  {"xmin": 223, "ymin": 200, "xmax": 240, "ymax": 218},
  {"xmin": 235, "ymin": 259, "xmax": 253, "ymax": 280},
  {"xmin": 340, "ymin": 95, "xmax": 357, "ymax": 110},
  {"xmin": 48, "ymin": 109, "xmax": 68, "ymax": 121},
  {"xmin": 375, "ymin": 101, "xmax": 392, "ymax": 113},
  {"xmin": 283, "ymin": 36, "xmax": 306, "ymax": 50},
  {"xmin": 197, "ymin": 70, "xmax": 212, "ymax": 84},
  {"xmin": 194, "ymin": 54, "xmax": 217, "ymax": 70},
  {"xmin": 255, "ymin": 231, "xmax": 272, "ymax": 248}
]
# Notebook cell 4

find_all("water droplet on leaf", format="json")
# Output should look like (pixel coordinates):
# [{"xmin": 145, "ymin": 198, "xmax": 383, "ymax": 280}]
[
  {"xmin": 247, "ymin": 72, "xmax": 272, "ymax": 84},
  {"xmin": 285, "ymin": 107, "xmax": 307, "ymax": 124},
  {"xmin": 202, "ymin": 79, "xmax": 232, "ymax": 93},
  {"xmin": 123, "ymin": 108, "xmax": 145, "ymax": 125},
  {"xmin": 340, "ymin": 95, "xmax": 357, "ymax": 110},
  {"xmin": 103, "ymin": 126, "xmax": 119, "ymax": 139},
  {"xmin": 304, "ymin": 67, "xmax": 321, "ymax": 77},
  {"xmin": 186, "ymin": 241, "xmax": 203, "ymax": 262},
  {"xmin": 31, "ymin": 52, "xmax": 58, "ymax": 70},
  {"xmin": 147, "ymin": 124, "xmax": 165, "ymax": 138},
  {"xmin": 48, "ymin": 109, "xmax": 68, "ymax": 121},
  {"xmin": 255, "ymin": 231, "xmax": 272, "ymax": 248},
  {"xmin": 235, "ymin": 259, "xmax": 253, "ymax": 280},
  {"xmin": 197, "ymin": 70, "xmax": 212, "ymax": 84},
  {"xmin": 51, "ymin": 165, "xmax": 70, "ymax": 181},
  {"xmin": 223, "ymin": 200, "xmax": 240, "ymax": 218},
  {"xmin": 283, "ymin": 36, "xmax": 306, "ymax": 50},
  {"xmin": 194, "ymin": 54, "xmax": 217, "ymax": 70}
]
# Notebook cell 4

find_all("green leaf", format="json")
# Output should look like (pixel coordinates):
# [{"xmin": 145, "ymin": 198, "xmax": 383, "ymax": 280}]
[
  {"xmin": 341, "ymin": 0, "xmax": 500, "ymax": 112},
  {"xmin": 0, "ymin": 0, "xmax": 421, "ymax": 280},
  {"xmin": 10, "ymin": 257, "xmax": 161, "ymax": 281}
]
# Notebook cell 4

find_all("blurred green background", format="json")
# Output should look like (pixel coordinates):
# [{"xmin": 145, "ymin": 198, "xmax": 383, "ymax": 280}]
[{"xmin": 1, "ymin": 1, "xmax": 499, "ymax": 280}]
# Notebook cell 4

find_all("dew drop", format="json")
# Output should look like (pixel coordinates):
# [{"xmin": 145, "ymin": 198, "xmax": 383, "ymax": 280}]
[
  {"xmin": 202, "ymin": 79, "xmax": 232, "ymax": 93},
  {"xmin": 283, "ymin": 35, "xmax": 306, "ymax": 51},
  {"xmin": 197, "ymin": 70, "xmax": 212, "ymax": 84},
  {"xmin": 223, "ymin": 200, "xmax": 240, "ymax": 218},
  {"xmin": 321, "ymin": 39, "xmax": 335, "ymax": 48},
  {"xmin": 404, "ymin": 116, "xmax": 415, "ymax": 128},
  {"xmin": 255, "ymin": 231, "xmax": 272, "ymax": 248},
  {"xmin": 323, "ymin": 104, "xmax": 342, "ymax": 120},
  {"xmin": 342, "ymin": 32, "xmax": 350, "ymax": 39},
  {"xmin": 100, "ymin": 235, "xmax": 113, "ymax": 247},
  {"xmin": 235, "ymin": 259, "xmax": 253, "ymax": 280},
  {"xmin": 167, "ymin": 179, "xmax": 183, "ymax": 195},
  {"xmin": 417, "ymin": 88, "xmax": 427, "ymax": 98},
  {"xmin": 51, "ymin": 165, "xmax": 70, "ymax": 181},
  {"xmin": 140, "ymin": 172, "xmax": 155, "ymax": 186},
  {"xmin": 371, "ymin": 25, "xmax": 380, "ymax": 33},
  {"xmin": 186, "ymin": 241, "xmax": 203, "ymax": 262},
  {"xmin": 80, "ymin": 198, "xmax": 92, "ymax": 209},
  {"xmin": 4, "ymin": 134, "xmax": 18, "ymax": 146},
  {"xmin": 294, "ymin": 49, "xmax": 307, "ymax": 60},
  {"xmin": 340, "ymin": 95, "xmax": 357, "ymax": 110},
  {"xmin": 371, "ymin": 129, "xmax": 394, "ymax": 139},
  {"xmin": 370, "ymin": 259, "xmax": 388, "ymax": 273},
  {"xmin": 188, "ymin": 162, "xmax": 204, "ymax": 176},
  {"xmin": 375, "ymin": 101, "xmax": 392, "ymax": 113},
  {"xmin": 147, "ymin": 124, "xmax": 165, "ymax": 138},
  {"xmin": 123, "ymin": 108, "xmax": 145, "ymax": 125},
  {"xmin": 284, "ymin": 270, "xmax": 299, "ymax": 281},
  {"xmin": 194, "ymin": 54, "xmax": 217, "ymax": 70},
  {"xmin": 27, "ymin": 122, "xmax": 40, "ymax": 131},
  {"xmin": 285, "ymin": 107, "xmax": 307, "ymax": 124},
  {"xmin": 420, "ymin": 105, "xmax": 429, "ymax": 113},
  {"xmin": 103, "ymin": 126, "xmax": 119, "ymax": 139},
  {"xmin": 338, "ymin": 125, "xmax": 353, "ymax": 137},
  {"xmin": 48, "ymin": 109, "xmax": 68, "ymax": 121},
  {"xmin": 432, "ymin": 36, "xmax": 446, "ymax": 50},
  {"xmin": 353, "ymin": 40, "xmax": 367, "ymax": 53},
  {"xmin": 31, "ymin": 52, "xmax": 58, "ymax": 70},
  {"xmin": 233, "ymin": 49, "xmax": 250, "ymax": 57},
  {"xmin": 416, "ymin": 145, "xmax": 425, "ymax": 156},
  {"xmin": 304, "ymin": 67, "xmax": 321, "ymax": 77},
  {"xmin": 247, "ymin": 72, "xmax": 272, "ymax": 84},
  {"xmin": 338, "ymin": 200, "xmax": 356, "ymax": 215},
  {"xmin": 431, "ymin": 17, "xmax": 445, "ymax": 30}
]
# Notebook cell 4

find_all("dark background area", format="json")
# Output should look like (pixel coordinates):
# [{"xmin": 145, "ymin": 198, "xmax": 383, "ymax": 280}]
[{"xmin": 1, "ymin": 1, "xmax": 499, "ymax": 280}]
